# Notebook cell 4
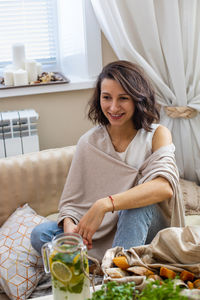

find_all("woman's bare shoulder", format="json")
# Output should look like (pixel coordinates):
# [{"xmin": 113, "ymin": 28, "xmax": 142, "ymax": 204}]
[{"xmin": 152, "ymin": 125, "xmax": 172, "ymax": 152}]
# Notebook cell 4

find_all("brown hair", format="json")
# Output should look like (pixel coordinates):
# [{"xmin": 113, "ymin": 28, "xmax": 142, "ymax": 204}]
[{"xmin": 88, "ymin": 60, "xmax": 159, "ymax": 131}]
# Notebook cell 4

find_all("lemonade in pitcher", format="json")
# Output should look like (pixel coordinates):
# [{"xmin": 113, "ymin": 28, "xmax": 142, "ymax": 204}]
[{"xmin": 42, "ymin": 233, "xmax": 90, "ymax": 300}]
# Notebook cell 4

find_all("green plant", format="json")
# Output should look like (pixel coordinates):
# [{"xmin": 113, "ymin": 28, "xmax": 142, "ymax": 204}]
[
  {"xmin": 136, "ymin": 279, "xmax": 187, "ymax": 300},
  {"xmin": 88, "ymin": 281, "xmax": 137, "ymax": 300},
  {"xmin": 89, "ymin": 279, "xmax": 188, "ymax": 300}
]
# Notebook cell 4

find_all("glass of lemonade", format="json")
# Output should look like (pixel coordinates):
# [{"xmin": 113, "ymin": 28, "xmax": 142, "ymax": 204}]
[{"xmin": 42, "ymin": 233, "xmax": 90, "ymax": 300}]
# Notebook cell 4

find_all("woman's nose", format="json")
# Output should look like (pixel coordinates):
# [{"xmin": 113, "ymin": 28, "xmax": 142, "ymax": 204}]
[{"xmin": 110, "ymin": 99, "xmax": 119, "ymax": 111}]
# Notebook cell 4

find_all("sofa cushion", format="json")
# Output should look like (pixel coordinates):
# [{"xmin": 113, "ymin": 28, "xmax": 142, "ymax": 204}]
[
  {"xmin": 179, "ymin": 178, "xmax": 200, "ymax": 215},
  {"xmin": 185, "ymin": 215, "xmax": 200, "ymax": 226},
  {"xmin": 0, "ymin": 204, "xmax": 48, "ymax": 300},
  {"xmin": 0, "ymin": 146, "xmax": 76, "ymax": 227},
  {"xmin": 46, "ymin": 213, "xmax": 59, "ymax": 222}
]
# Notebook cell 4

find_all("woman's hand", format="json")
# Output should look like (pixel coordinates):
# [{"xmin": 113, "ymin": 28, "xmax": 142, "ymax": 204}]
[
  {"xmin": 63, "ymin": 217, "xmax": 77, "ymax": 233},
  {"xmin": 63, "ymin": 217, "xmax": 91, "ymax": 249},
  {"xmin": 75, "ymin": 198, "xmax": 108, "ymax": 247}
]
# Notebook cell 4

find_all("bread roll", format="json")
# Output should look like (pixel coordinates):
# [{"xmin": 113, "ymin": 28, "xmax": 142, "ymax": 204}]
[
  {"xmin": 193, "ymin": 279, "xmax": 200, "ymax": 289},
  {"xmin": 105, "ymin": 267, "xmax": 128, "ymax": 278},
  {"xmin": 127, "ymin": 266, "xmax": 154, "ymax": 276},
  {"xmin": 160, "ymin": 266, "xmax": 176, "ymax": 279},
  {"xmin": 180, "ymin": 270, "xmax": 195, "ymax": 282},
  {"xmin": 113, "ymin": 256, "xmax": 130, "ymax": 270}
]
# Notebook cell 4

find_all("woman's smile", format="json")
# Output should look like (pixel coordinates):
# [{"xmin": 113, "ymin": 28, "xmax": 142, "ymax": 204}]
[{"xmin": 108, "ymin": 112, "xmax": 125, "ymax": 120}]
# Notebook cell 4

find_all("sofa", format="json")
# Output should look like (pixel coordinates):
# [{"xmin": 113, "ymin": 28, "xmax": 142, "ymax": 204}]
[
  {"xmin": 0, "ymin": 146, "xmax": 200, "ymax": 300},
  {"xmin": 0, "ymin": 146, "xmax": 76, "ymax": 300}
]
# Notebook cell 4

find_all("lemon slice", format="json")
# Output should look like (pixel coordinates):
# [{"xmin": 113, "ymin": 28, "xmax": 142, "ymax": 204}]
[
  {"xmin": 69, "ymin": 273, "xmax": 84, "ymax": 287},
  {"xmin": 73, "ymin": 253, "xmax": 80, "ymax": 264},
  {"xmin": 51, "ymin": 261, "xmax": 72, "ymax": 284}
]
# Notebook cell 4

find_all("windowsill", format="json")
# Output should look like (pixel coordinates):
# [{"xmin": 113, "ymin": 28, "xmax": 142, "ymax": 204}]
[{"xmin": 0, "ymin": 76, "xmax": 96, "ymax": 99}]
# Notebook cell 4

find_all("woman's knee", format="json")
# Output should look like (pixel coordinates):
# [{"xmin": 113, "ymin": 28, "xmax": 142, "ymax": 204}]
[
  {"xmin": 113, "ymin": 205, "xmax": 160, "ymax": 248},
  {"xmin": 118, "ymin": 204, "xmax": 155, "ymax": 226}
]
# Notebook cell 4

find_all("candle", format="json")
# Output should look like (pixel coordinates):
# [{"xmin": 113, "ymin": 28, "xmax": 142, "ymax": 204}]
[
  {"xmin": 36, "ymin": 62, "xmax": 42, "ymax": 75},
  {"xmin": 3, "ymin": 69, "xmax": 14, "ymax": 86},
  {"xmin": 25, "ymin": 60, "xmax": 38, "ymax": 82},
  {"xmin": 13, "ymin": 69, "xmax": 28, "ymax": 86},
  {"xmin": 12, "ymin": 43, "xmax": 25, "ymax": 69}
]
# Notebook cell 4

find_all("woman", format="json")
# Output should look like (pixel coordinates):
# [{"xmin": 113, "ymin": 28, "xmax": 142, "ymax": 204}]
[{"xmin": 31, "ymin": 61, "xmax": 185, "ymax": 261}]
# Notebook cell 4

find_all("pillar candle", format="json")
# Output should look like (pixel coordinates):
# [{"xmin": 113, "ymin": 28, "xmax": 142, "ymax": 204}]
[
  {"xmin": 25, "ymin": 60, "xmax": 38, "ymax": 82},
  {"xmin": 3, "ymin": 69, "xmax": 14, "ymax": 86},
  {"xmin": 36, "ymin": 62, "xmax": 42, "ymax": 75},
  {"xmin": 13, "ymin": 69, "xmax": 28, "ymax": 86},
  {"xmin": 12, "ymin": 43, "xmax": 25, "ymax": 69}
]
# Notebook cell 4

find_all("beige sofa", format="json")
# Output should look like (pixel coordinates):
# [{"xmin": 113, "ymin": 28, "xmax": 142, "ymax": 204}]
[
  {"xmin": 0, "ymin": 146, "xmax": 76, "ymax": 227},
  {"xmin": 0, "ymin": 146, "xmax": 199, "ymax": 300},
  {"xmin": 0, "ymin": 146, "xmax": 76, "ymax": 300}
]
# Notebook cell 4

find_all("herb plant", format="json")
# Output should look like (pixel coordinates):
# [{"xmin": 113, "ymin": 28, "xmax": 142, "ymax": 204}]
[
  {"xmin": 89, "ymin": 279, "xmax": 188, "ymax": 300},
  {"xmin": 137, "ymin": 279, "xmax": 188, "ymax": 300},
  {"xmin": 88, "ymin": 281, "xmax": 137, "ymax": 300}
]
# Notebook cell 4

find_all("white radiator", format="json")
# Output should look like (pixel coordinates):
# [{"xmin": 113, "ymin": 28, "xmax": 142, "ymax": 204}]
[{"xmin": 0, "ymin": 109, "xmax": 39, "ymax": 158}]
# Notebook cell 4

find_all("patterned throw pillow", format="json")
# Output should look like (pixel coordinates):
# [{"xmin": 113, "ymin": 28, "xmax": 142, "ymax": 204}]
[{"xmin": 0, "ymin": 204, "xmax": 48, "ymax": 300}]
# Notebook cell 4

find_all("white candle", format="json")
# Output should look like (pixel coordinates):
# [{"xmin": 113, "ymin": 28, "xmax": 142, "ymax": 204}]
[
  {"xmin": 13, "ymin": 69, "xmax": 28, "ymax": 86},
  {"xmin": 12, "ymin": 43, "xmax": 25, "ymax": 69},
  {"xmin": 25, "ymin": 60, "xmax": 38, "ymax": 82},
  {"xmin": 3, "ymin": 69, "xmax": 14, "ymax": 86},
  {"xmin": 36, "ymin": 62, "xmax": 42, "ymax": 75}
]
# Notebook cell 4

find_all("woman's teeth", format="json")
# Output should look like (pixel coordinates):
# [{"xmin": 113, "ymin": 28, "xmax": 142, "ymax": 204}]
[
  {"xmin": 109, "ymin": 113, "xmax": 124, "ymax": 119},
  {"xmin": 110, "ymin": 113, "xmax": 123, "ymax": 117}
]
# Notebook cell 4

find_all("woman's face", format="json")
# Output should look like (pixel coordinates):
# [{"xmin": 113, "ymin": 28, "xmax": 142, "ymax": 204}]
[{"xmin": 100, "ymin": 78, "xmax": 135, "ymax": 128}]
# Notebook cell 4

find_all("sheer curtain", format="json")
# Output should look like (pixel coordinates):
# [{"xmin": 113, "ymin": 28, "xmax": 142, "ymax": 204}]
[{"xmin": 91, "ymin": 0, "xmax": 200, "ymax": 184}]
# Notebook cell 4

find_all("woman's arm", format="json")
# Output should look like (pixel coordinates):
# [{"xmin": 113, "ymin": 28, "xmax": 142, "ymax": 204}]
[
  {"xmin": 152, "ymin": 124, "xmax": 172, "ymax": 152},
  {"xmin": 101, "ymin": 176, "xmax": 173, "ymax": 213},
  {"xmin": 103, "ymin": 125, "xmax": 173, "ymax": 211}
]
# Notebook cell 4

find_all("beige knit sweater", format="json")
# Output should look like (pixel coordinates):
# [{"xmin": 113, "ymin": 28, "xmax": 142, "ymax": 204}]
[{"xmin": 58, "ymin": 126, "xmax": 185, "ymax": 261}]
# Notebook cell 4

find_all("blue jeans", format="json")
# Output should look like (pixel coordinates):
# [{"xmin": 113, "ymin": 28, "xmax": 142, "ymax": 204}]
[
  {"xmin": 31, "ymin": 204, "xmax": 167, "ymax": 254},
  {"xmin": 112, "ymin": 204, "xmax": 167, "ymax": 248},
  {"xmin": 31, "ymin": 221, "xmax": 63, "ymax": 254}
]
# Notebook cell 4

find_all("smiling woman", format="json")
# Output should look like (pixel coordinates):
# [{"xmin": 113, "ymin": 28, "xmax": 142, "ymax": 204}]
[{"xmin": 31, "ymin": 60, "xmax": 185, "ymax": 263}]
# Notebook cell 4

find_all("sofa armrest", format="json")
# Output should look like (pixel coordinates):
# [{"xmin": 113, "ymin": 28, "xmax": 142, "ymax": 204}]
[{"xmin": 0, "ymin": 146, "xmax": 76, "ymax": 226}]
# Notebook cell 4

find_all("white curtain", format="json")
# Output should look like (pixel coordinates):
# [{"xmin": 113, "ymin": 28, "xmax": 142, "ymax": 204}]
[{"xmin": 91, "ymin": 0, "xmax": 200, "ymax": 184}]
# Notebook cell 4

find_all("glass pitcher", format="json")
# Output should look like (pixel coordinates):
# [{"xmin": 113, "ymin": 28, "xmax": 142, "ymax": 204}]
[{"xmin": 42, "ymin": 233, "xmax": 90, "ymax": 300}]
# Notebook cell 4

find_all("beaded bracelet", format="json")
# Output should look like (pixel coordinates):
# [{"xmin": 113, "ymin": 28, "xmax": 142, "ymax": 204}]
[{"xmin": 108, "ymin": 195, "xmax": 115, "ymax": 213}]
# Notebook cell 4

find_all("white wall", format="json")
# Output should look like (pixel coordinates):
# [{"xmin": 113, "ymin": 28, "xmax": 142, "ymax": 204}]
[{"xmin": 0, "ymin": 34, "xmax": 117, "ymax": 150}]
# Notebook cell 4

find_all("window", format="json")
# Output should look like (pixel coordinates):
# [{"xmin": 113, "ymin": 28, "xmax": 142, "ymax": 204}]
[
  {"xmin": 0, "ymin": 0, "xmax": 57, "ymax": 68},
  {"xmin": 0, "ymin": 0, "xmax": 102, "ymax": 79}
]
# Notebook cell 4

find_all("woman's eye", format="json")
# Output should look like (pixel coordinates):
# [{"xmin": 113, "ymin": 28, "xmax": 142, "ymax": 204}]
[
  {"xmin": 120, "ymin": 97, "xmax": 129, "ymax": 100},
  {"xmin": 102, "ymin": 95, "xmax": 110, "ymax": 100}
]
